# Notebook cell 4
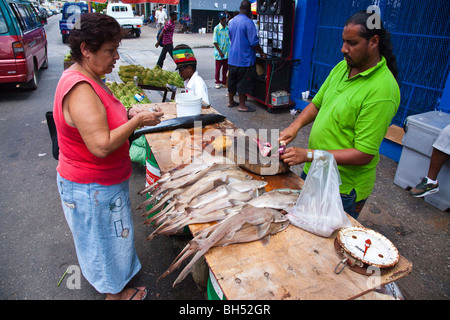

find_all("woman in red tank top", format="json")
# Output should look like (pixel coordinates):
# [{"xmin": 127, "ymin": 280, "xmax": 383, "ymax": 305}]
[{"xmin": 54, "ymin": 13, "xmax": 163, "ymax": 300}]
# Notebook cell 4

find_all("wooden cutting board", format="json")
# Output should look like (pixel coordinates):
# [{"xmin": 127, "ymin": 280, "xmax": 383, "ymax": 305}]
[{"xmin": 227, "ymin": 134, "xmax": 290, "ymax": 175}]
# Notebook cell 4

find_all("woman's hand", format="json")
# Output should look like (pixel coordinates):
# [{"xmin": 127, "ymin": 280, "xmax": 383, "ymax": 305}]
[
  {"xmin": 128, "ymin": 106, "xmax": 160, "ymax": 119},
  {"xmin": 133, "ymin": 107, "xmax": 164, "ymax": 127}
]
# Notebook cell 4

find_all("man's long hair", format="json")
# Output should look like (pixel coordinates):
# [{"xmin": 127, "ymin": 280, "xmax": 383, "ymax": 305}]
[{"xmin": 345, "ymin": 11, "xmax": 399, "ymax": 80}]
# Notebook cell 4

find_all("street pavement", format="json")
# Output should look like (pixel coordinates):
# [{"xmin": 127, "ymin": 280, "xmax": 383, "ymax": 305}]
[{"xmin": 0, "ymin": 16, "xmax": 448, "ymax": 300}]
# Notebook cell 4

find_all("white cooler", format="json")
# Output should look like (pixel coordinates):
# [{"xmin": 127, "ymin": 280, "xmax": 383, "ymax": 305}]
[{"xmin": 394, "ymin": 111, "xmax": 450, "ymax": 211}]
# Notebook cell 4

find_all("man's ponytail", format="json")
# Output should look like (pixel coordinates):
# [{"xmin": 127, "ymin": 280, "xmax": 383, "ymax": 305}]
[{"xmin": 345, "ymin": 11, "xmax": 399, "ymax": 80}]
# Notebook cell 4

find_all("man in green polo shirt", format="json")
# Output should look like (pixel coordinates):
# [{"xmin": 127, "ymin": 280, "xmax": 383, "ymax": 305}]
[{"xmin": 279, "ymin": 11, "xmax": 400, "ymax": 219}]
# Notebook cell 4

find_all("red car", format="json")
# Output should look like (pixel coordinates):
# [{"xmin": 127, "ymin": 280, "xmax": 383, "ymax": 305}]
[{"xmin": 0, "ymin": 0, "xmax": 48, "ymax": 89}]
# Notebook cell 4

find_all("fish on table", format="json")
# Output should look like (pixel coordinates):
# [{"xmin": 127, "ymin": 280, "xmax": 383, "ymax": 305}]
[
  {"xmin": 147, "ymin": 180, "xmax": 268, "ymax": 239},
  {"xmin": 159, "ymin": 204, "xmax": 290, "ymax": 287},
  {"xmin": 142, "ymin": 166, "xmax": 253, "ymax": 226},
  {"xmin": 135, "ymin": 153, "xmax": 301, "ymax": 287}
]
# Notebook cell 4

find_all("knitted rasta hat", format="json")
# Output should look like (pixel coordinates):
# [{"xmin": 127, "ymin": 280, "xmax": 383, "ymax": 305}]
[{"xmin": 173, "ymin": 44, "xmax": 197, "ymax": 70}]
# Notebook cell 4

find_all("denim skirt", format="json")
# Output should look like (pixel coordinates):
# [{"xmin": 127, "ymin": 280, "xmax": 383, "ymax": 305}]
[{"xmin": 57, "ymin": 173, "xmax": 141, "ymax": 294}]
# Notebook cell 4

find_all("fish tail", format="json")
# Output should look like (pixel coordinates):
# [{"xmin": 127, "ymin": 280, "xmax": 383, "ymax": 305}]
[
  {"xmin": 144, "ymin": 199, "xmax": 176, "ymax": 224},
  {"xmin": 146, "ymin": 230, "xmax": 157, "ymax": 240},
  {"xmin": 137, "ymin": 195, "xmax": 157, "ymax": 212},
  {"xmin": 137, "ymin": 181, "xmax": 159, "ymax": 195},
  {"xmin": 159, "ymin": 242, "xmax": 196, "ymax": 282},
  {"xmin": 157, "ymin": 215, "xmax": 191, "ymax": 236}
]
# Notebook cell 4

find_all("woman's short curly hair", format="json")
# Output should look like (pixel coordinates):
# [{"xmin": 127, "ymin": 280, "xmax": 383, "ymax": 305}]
[{"xmin": 69, "ymin": 13, "xmax": 127, "ymax": 63}]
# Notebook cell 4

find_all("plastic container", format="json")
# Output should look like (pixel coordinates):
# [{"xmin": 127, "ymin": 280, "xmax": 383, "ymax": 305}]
[
  {"xmin": 394, "ymin": 146, "xmax": 449, "ymax": 211},
  {"xmin": 145, "ymin": 144, "xmax": 161, "ymax": 215},
  {"xmin": 134, "ymin": 93, "xmax": 145, "ymax": 102},
  {"xmin": 176, "ymin": 93, "xmax": 202, "ymax": 117},
  {"xmin": 207, "ymin": 269, "xmax": 226, "ymax": 300},
  {"xmin": 394, "ymin": 111, "xmax": 450, "ymax": 211},
  {"xmin": 402, "ymin": 111, "xmax": 450, "ymax": 156},
  {"xmin": 271, "ymin": 91, "xmax": 290, "ymax": 106}
]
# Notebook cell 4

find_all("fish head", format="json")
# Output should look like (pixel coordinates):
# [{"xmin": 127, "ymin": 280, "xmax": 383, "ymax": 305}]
[{"xmin": 270, "ymin": 219, "xmax": 290, "ymax": 234}]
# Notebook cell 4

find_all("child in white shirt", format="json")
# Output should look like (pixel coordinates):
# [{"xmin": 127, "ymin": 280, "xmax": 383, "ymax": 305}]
[{"xmin": 173, "ymin": 44, "xmax": 210, "ymax": 107}]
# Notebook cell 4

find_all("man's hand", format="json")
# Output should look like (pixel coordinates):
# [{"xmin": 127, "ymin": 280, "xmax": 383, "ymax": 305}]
[
  {"xmin": 280, "ymin": 147, "xmax": 308, "ymax": 166},
  {"xmin": 279, "ymin": 126, "xmax": 298, "ymax": 145}
]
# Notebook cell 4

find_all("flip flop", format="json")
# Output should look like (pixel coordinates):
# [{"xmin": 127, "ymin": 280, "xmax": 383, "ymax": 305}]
[
  {"xmin": 238, "ymin": 107, "xmax": 256, "ymax": 112},
  {"xmin": 227, "ymin": 101, "xmax": 238, "ymax": 108},
  {"xmin": 129, "ymin": 287, "xmax": 148, "ymax": 300}
]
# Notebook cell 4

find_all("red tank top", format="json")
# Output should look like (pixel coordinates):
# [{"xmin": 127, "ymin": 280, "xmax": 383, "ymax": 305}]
[{"xmin": 53, "ymin": 70, "xmax": 131, "ymax": 185}]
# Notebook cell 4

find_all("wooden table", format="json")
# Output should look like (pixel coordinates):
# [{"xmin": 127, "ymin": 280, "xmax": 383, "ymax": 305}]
[
  {"xmin": 138, "ymin": 84, "xmax": 176, "ymax": 102},
  {"xmin": 143, "ymin": 103, "xmax": 412, "ymax": 300}
]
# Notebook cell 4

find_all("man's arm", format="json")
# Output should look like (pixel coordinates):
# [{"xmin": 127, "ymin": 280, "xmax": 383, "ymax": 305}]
[
  {"xmin": 279, "ymin": 102, "xmax": 319, "ymax": 145},
  {"xmin": 279, "ymin": 102, "xmax": 373, "ymax": 166},
  {"xmin": 281, "ymin": 145, "xmax": 374, "ymax": 167},
  {"xmin": 213, "ymin": 26, "xmax": 225, "ymax": 58},
  {"xmin": 252, "ymin": 44, "xmax": 267, "ymax": 59},
  {"xmin": 156, "ymin": 27, "xmax": 165, "ymax": 47}
]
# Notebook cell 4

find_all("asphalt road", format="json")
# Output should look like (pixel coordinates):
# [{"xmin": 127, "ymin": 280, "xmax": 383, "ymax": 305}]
[{"xmin": 0, "ymin": 14, "xmax": 448, "ymax": 301}]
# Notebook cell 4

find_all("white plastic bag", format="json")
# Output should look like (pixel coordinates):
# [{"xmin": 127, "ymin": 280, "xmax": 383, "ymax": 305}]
[{"xmin": 286, "ymin": 150, "xmax": 352, "ymax": 237}]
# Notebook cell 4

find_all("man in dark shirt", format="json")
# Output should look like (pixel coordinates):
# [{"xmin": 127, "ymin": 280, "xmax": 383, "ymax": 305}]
[{"xmin": 227, "ymin": 0, "xmax": 265, "ymax": 112}]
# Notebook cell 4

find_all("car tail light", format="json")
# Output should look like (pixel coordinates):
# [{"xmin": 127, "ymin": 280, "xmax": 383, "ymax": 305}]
[{"xmin": 12, "ymin": 42, "xmax": 25, "ymax": 59}]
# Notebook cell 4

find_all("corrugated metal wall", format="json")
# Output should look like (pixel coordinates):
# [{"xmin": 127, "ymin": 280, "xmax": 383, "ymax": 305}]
[{"xmin": 309, "ymin": 0, "xmax": 450, "ymax": 126}]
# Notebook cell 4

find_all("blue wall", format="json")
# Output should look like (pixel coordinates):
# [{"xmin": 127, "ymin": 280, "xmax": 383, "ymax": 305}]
[
  {"xmin": 290, "ymin": 0, "xmax": 450, "ymax": 125},
  {"xmin": 290, "ymin": 0, "xmax": 319, "ymax": 109}
]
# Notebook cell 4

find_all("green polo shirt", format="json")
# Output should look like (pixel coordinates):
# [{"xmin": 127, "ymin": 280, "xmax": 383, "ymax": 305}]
[{"xmin": 304, "ymin": 56, "xmax": 400, "ymax": 201}]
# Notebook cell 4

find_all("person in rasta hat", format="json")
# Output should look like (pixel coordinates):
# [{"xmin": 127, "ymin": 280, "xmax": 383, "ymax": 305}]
[{"xmin": 173, "ymin": 44, "xmax": 210, "ymax": 108}]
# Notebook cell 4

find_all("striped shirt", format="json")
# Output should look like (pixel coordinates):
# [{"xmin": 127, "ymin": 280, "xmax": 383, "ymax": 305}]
[{"xmin": 162, "ymin": 20, "xmax": 175, "ymax": 45}]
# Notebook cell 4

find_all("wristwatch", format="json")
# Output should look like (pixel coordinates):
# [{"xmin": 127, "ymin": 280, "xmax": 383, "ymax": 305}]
[{"xmin": 306, "ymin": 149, "xmax": 314, "ymax": 162}]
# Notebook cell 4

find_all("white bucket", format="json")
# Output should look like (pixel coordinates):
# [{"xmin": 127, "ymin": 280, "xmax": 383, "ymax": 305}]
[{"xmin": 176, "ymin": 93, "xmax": 202, "ymax": 117}]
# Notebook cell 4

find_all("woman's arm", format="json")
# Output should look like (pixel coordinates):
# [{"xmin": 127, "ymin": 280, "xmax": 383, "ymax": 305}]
[{"xmin": 65, "ymin": 82, "xmax": 163, "ymax": 158}]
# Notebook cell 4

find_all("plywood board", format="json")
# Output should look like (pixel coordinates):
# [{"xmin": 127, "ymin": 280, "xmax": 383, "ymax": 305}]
[
  {"xmin": 385, "ymin": 125, "xmax": 404, "ymax": 145},
  {"xmin": 206, "ymin": 221, "xmax": 412, "ymax": 300}
]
